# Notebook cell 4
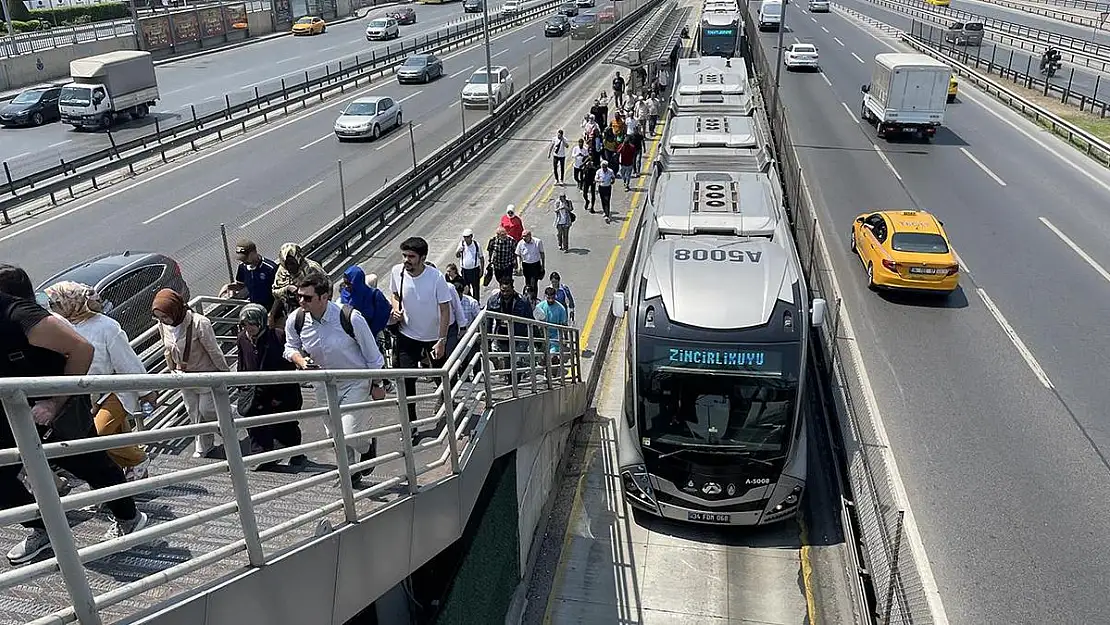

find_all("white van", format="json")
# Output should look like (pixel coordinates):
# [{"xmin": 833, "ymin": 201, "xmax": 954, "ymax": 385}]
[{"xmin": 758, "ymin": 0, "xmax": 782, "ymax": 30}]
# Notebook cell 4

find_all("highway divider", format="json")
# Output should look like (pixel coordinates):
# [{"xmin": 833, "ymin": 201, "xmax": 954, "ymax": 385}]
[{"xmin": 0, "ymin": 0, "xmax": 567, "ymax": 223}]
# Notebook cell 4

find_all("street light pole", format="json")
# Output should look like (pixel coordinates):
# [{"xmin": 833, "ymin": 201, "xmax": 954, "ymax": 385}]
[
  {"xmin": 769, "ymin": 0, "xmax": 789, "ymax": 125},
  {"xmin": 481, "ymin": 0, "xmax": 495, "ymax": 115},
  {"xmin": 0, "ymin": 0, "xmax": 16, "ymax": 57}
]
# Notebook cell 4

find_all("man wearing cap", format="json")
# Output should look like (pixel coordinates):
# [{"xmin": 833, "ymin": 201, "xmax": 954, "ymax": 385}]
[
  {"xmin": 455, "ymin": 229, "xmax": 485, "ymax": 297},
  {"xmin": 220, "ymin": 240, "xmax": 278, "ymax": 311},
  {"xmin": 500, "ymin": 204, "xmax": 525, "ymax": 241}
]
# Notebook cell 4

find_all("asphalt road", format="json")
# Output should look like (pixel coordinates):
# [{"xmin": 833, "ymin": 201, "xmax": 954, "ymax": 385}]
[
  {"xmin": 759, "ymin": 4, "xmax": 1110, "ymax": 623},
  {"xmin": 838, "ymin": 0, "xmax": 1110, "ymax": 104},
  {"xmin": 0, "ymin": 1, "xmax": 628, "ymax": 299},
  {"xmin": 0, "ymin": 2, "xmax": 491, "ymax": 180}
]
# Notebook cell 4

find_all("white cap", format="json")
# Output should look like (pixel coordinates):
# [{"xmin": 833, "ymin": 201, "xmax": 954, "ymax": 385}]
[
  {"xmin": 462, "ymin": 228, "xmax": 474, "ymax": 237},
  {"xmin": 506, "ymin": 204, "xmax": 516, "ymax": 215}
]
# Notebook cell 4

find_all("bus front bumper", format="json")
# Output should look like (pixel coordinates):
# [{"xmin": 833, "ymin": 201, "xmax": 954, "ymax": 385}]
[{"xmin": 621, "ymin": 467, "xmax": 804, "ymax": 526}]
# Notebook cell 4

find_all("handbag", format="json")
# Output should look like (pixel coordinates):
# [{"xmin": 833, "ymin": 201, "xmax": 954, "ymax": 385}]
[
  {"xmin": 482, "ymin": 264, "xmax": 494, "ymax": 287},
  {"xmin": 40, "ymin": 395, "xmax": 94, "ymax": 442}
]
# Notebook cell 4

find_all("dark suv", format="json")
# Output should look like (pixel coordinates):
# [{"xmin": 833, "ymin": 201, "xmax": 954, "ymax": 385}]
[
  {"xmin": 37, "ymin": 251, "xmax": 191, "ymax": 340},
  {"xmin": 0, "ymin": 86, "xmax": 62, "ymax": 127}
]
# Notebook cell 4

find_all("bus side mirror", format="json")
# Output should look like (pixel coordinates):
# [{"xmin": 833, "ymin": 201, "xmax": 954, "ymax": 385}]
[
  {"xmin": 612, "ymin": 292, "xmax": 627, "ymax": 319},
  {"xmin": 810, "ymin": 298, "xmax": 827, "ymax": 327},
  {"xmin": 860, "ymin": 84, "xmax": 870, "ymax": 94}
]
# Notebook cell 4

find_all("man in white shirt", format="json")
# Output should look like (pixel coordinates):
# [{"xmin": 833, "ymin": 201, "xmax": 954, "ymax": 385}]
[
  {"xmin": 284, "ymin": 273, "xmax": 385, "ymax": 488},
  {"xmin": 570, "ymin": 138, "xmax": 589, "ymax": 191},
  {"xmin": 454, "ymin": 228, "xmax": 484, "ymax": 298},
  {"xmin": 646, "ymin": 96, "xmax": 659, "ymax": 136},
  {"xmin": 553, "ymin": 191, "xmax": 574, "ymax": 252},
  {"xmin": 389, "ymin": 237, "xmax": 454, "ymax": 432},
  {"xmin": 516, "ymin": 230, "xmax": 546, "ymax": 294},
  {"xmin": 548, "ymin": 129, "xmax": 569, "ymax": 185}
]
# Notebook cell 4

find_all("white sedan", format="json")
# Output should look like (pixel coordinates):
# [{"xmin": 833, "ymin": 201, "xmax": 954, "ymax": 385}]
[{"xmin": 784, "ymin": 43, "xmax": 820, "ymax": 70}]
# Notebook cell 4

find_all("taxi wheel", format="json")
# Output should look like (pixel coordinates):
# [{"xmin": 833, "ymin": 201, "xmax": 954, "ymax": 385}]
[
  {"xmin": 866, "ymin": 262, "xmax": 877, "ymax": 291},
  {"xmin": 849, "ymin": 229, "xmax": 856, "ymax": 253}
]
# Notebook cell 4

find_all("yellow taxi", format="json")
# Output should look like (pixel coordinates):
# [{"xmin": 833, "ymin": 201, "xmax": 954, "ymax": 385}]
[
  {"xmin": 291, "ymin": 16, "xmax": 327, "ymax": 35},
  {"xmin": 850, "ymin": 210, "xmax": 960, "ymax": 294},
  {"xmin": 948, "ymin": 76, "xmax": 958, "ymax": 103},
  {"xmin": 925, "ymin": 0, "xmax": 950, "ymax": 6}
]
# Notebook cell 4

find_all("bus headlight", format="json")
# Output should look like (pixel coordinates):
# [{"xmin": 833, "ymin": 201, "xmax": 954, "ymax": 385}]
[
  {"xmin": 621, "ymin": 466, "xmax": 658, "ymax": 511},
  {"xmin": 772, "ymin": 484, "xmax": 803, "ymax": 512}
]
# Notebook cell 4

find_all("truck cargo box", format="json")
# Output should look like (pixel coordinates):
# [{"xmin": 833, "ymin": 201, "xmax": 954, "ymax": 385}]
[
  {"xmin": 868, "ymin": 53, "xmax": 950, "ymax": 123},
  {"xmin": 70, "ymin": 50, "xmax": 157, "ymax": 98}
]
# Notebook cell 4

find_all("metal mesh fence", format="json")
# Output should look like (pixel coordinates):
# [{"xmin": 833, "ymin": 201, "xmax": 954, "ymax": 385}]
[{"xmin": 742, "ymin": 9, "xmax": 936, "ymax": 624}]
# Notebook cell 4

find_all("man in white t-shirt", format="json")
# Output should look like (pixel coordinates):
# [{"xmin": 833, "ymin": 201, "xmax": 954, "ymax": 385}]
[
  {"xmin": 548, "ymin": 129, "xmax": 569, "ymax": 185},
  {"xmin": 389, "ymin": 237, "xmax": 453, "ymax": 431},
  {"xmin": 454, "ymin": 228, "xmax": 484, "ymax": 298},
  {"xmin": 570, "ymin": 138, "xmax": 589, "ymax": 191},
  {"xmin": 515, "ymin": 230, "xmax": 545, "ymax": 295}
]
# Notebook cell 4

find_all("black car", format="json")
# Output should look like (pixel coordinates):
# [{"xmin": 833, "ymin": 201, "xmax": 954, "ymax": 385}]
[
  {"xmin": 558, "ymin": 3, "xmax": 579, "ymax": 16},
  {"xmin": 0, "ymin": 86, "xmax": 62, "ymax": 127},
  {"xmin": 387, "ymin": 6, "xmax": 417, "ymax": 24},
  {"xmin": 397, "ymin": 53, "xmax": 445, "ymax": 83},
  {"xmin": 463, "ymin": 0, "xmax": 483, "ymax": 12},
  {"xmin": 37, "ymin": 251, "xmax": 191, "ymax": 340},
  {"xmin": 545, "ymin": 15, "xmax": 571, "ymax": 36}
]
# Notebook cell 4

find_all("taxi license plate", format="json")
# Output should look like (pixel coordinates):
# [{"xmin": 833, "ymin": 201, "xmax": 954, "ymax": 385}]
[
  {"xmin": 688, "ymin": 512, "xmax": 730, "ymax": 523},
  {"xmin": 909, "ymin": 267, "xmax": 940, "ymax": 275}
]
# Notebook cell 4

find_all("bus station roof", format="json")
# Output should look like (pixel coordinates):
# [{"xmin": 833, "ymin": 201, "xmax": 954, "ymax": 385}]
[{"xmin": 603, "ymin": 1, "xmax": 690, "ymax": 69}]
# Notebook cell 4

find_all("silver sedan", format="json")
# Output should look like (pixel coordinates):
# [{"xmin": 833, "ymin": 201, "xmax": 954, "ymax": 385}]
[{"xmin": 334, "ymin": 96, "xmax": 403, "ymax": 141}]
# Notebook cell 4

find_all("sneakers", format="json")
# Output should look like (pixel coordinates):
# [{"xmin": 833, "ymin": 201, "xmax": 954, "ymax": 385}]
[
  {"xmin": 7, "ymin": 528, "xmax": 51, "ymax": 565},
  {"xmin": 124, "ymin": 458, "xmax": 150, "ymax": 482},
  {"xmin": 105, "ymin": 511, "xmax": 149, "ymax": 541}
]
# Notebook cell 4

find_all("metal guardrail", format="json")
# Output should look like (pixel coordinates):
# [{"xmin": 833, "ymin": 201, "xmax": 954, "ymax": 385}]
[
  {"xmin": 0, "ymin": 0, "xmax": 563, "ymax": 221},
  {"xmin": 741, "ymin": 6, "xmax": 935, "ymax": 625},
  {"xmin": 0, "ymin": 309, "xmax": 581, "ymax": 625},
  {"xmin": 977, "ymin": 0, "xmax": 1110, "ymax": 28},
  {"xmin": 902, "ymin": 31, "xmax": 1110, "ymax": 165},
  {"xmin": 1025, "ymin": 0, "xmax": 1110, "ymax": 11}
]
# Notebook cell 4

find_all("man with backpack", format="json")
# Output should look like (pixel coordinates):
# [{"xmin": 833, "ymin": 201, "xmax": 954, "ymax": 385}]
[{"xmin": 284, "ymin": 273, "xmax": 385, "ymax": 489}]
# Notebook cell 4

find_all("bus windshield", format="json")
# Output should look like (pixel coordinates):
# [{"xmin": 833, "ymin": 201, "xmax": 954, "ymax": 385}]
[
  {"xmin": 635, "ymin": 338, "xmax": 798, "ymax": 451},
  {"xmin": 700, "ymin": 25, "xmax": 738, "ymax": 57}
]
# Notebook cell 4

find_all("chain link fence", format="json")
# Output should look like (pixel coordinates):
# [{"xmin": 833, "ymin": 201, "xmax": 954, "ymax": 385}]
[{"xmin": 741, "ymin": 8, "xmax": 936, "ymax": 624}]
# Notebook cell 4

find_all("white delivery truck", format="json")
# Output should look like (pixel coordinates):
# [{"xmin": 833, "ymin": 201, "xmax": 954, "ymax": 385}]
[
  {"xmin": 758, "ymin": 0, "xmax": 782, "ymax": 30},
  {"xmin": 59, "ymin": 50, "xmax": 160, "ymax": 130},
  {"xmin": 860, "ymin": 53, "xmax": 951, "ymax": 141}
]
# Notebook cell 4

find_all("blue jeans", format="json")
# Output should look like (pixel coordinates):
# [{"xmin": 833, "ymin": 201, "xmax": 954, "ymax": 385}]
[{"xmin": 620, "ymin": 164, "xmax": 633, "ymax": 186}]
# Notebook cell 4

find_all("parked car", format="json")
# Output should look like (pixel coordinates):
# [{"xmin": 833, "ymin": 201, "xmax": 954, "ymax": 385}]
[
  {"xmin": 570, "ymin": 13, "xmax": 599, "ymax": 38},
  {"xmin": 463, "ymin": 0, "xmax": 484, "ymax": 12},
  {"xmin": 37, "ymin": 252, "xmax": 191, "ymax": 340},
  {"xmin": 366, "ymin": 17, "xmax": 400, "ymax": 40},
  {"xmin": 461, "ymin": 66, "xmax": 515, "ymax": 108},
  {"xmin": 0, "ymin": 86, "xmax": 62, "ymax": 127},
  {"xmin": 501, "ymin": 0, "xmax": 521, "ymax": 15},
  {"xmin": 558, "ymin": 2, "xmax": 579, "ymax": 15},
  {"xmin": 397, "ymin": 53, "xmax": 444, "ymax": 83},
  {"xmin": 334, "ymin": 95, "xmax": 403, "ymax": 141},
  {"xmin": 807, "ymin": 0, "xmax": 830, "ymax": 12},
  {"xmin": 291, "ymin": 16, "xmax": 327, "ymax": 35},
  {"xmin": 545, "ymin": 14, "xmax": 571, "ymax": 35},
  {"xmin": 597, "ymin": 5, "xmax": 616, "ymax": 22},
  {"xmin": 387, "ymin": 6, "xmax": 417, "ymax": 24}
]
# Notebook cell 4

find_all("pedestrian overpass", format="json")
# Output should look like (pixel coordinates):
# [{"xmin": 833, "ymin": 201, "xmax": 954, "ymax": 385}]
[{"xmin": 0, "ymin": 298, "xmax": 586, "ymax": 625}]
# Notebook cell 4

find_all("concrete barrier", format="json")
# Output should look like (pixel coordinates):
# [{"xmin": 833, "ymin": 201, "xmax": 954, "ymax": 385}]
[{"xmin": 0, "ymin": 38, "xmax": 135, "ymax": 92}]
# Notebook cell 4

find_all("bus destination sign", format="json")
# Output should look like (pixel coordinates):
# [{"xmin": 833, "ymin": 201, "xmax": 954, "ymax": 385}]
[
  {"xmin": 703, "ymin": 28, "xmax": 735, "ymax": 35},
  {"xmin": 662, "ymin": 347, "xmax": 783, "ymax": 374}
]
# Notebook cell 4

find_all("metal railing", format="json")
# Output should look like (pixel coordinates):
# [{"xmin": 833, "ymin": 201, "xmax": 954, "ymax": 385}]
[
  {"xmin": 975, "ymin": 0, "xmax": 1110, "ymax": 28},
  {"xmin": 0, "ymin": 309, "xmax": 581, "ymax": 625},
  {"xmin": 1022, "ymin": 0, "xmax": 1110, "ymax": 11},
  {"xmin": 742, "ymin": 7, "xmax": 935, "ymax": 624}
]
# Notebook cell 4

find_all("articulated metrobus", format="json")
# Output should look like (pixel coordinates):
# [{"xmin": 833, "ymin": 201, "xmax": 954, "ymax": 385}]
[{"xmin": 698, "ymin": 12, "xmax": 741, "ymax": 58}]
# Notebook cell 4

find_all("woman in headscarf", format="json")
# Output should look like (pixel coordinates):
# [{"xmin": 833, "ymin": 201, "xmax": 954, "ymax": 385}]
[
  {"xmin": 271, "ymin": 243, "xmax": 326, "ymax": 315},
  {"xmin": 44, "ymin": 281, "xmax": 155, "ymax": 481},
  {"xmin": 340, "ymin": 265, "xmax": 391, "ymax": 338},
  {"xmin": 235, "ymin": 304, "xmax": 306, "ymax": 471},
  {"xmin": 152, "ymin": 288, "xmax": 230, "ymax": 458}
]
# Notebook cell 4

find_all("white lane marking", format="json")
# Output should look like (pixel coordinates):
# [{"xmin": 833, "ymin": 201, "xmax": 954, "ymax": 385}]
[
  {"xmin": 47, "ymin": 140, "xmax": 72, "ymax": 148},
  {"xmin": 977, "ymin": 288, "xmax": 1054, "ymax": 389},
  {"xmin": 811, "ymin": 15, "xmax": 817, "ymax": 22},
  {"xmin": 851, "ymin": 51, "xmax": 865, "ymax": 64},
  {"xmin": 833, "ymin": 36, "xmax": 845, "ymax": 46},
  {"xmin": 398, "ymin": 90, "xmax": 423, "ymax": 103},
  {"xmin": 820, "ymin": 71, "xmax": 832, "ymax": 87},
  {"xmin": 1040, "ymin": 216, "xmax": 1110, "ymax": 286},
  {"xmin": 276, "ymin": 55, "xmax": 302, "ymax": 64},
  {"xmin": 449, "ymin": 101, "xmax": 460, "ymax": 108},
  {"xmin": 376, "ymin": 123, "xmax": 423, "ymax": 150},
  {"xmin": 522, "ymin": 35, "xmax": 536, "ymax": 43},
  {"xmin": 959, "ymin": 88, "xmax": 1110, "ymax": 196},
  {"xmin": 872, "ymin": 143, "xmax": 901, "ymax": 180},
  {"xmin": 953, "ymin": 250, "xmax": 971, "ymax": 275},
  {"xmin": 142, "ymin": 178, "xmax": 239, "ymax": 225},
  {"xmin": 241, "ymin": 181, "xmax": 324, "ymax": 229},
  {"xmin": 536, "ymin": 48, "xmax": 547, "ymax": 56},
  {"xmin": 491, "ymin": 48, "xmax": 509, "ymax": 58},
  {"xmin": 799, "ymin": 159, "xmax": 952, "ymax": 625},
  {"xmin": 833, "ymin": 6, "xmax": 898, "ymax": 52},
  {"xmin": 841, "ymin": 101, "xmax": 859, "ymax": 124},
  {"xmin": 0, "ymin": 22, "xmax": 520, "ymax": 243},
  {"xmin": 6, "ymin": 152, "xmax": 30, "ymax": 162},
  {"xmin": 299, "ymin": 133, "xmax": 333, "ymax": 150},
  {"xmin": 821, "ymin": 25, "xmax": 829, "ymax": 32},
  {"xmin": 794, "ymin": 36, "xmax": 801, "ymax": 43},
  {"xmin": 959, "ymin": 147, "xmax": 1007, "ymax": 186},
  {"xmin": 450, "ymin": 64, "xmax": 476, "ymax": 79}
]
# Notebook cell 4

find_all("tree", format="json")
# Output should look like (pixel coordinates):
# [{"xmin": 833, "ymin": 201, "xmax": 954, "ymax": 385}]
[{"xmin": 4, "ymin": 0, "xmax": 31, "ymax": 23}]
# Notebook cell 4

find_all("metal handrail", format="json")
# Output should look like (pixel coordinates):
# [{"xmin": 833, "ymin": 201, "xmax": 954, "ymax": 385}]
[{"xmin": 0, "ymin": 308, "xmax": 581, "ymax": 625}]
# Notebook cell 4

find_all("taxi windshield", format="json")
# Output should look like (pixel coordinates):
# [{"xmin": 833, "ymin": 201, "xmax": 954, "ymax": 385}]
[
  {"xmin": 892, "ymin": 232, "xmax": 949, "ymax": 254},
  {"xmin": 296, "ymin": 17, "xmax": 314, "ymax": 24}
]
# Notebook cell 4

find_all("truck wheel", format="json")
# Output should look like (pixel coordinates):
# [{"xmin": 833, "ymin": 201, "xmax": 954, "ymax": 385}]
[
  {"xmin": 100, "ymin": 114, "xmax": 112, "ymax": 130},
  {"xmin": 135, "ymin": 104, "xmax": 149, "ymax": 119}
]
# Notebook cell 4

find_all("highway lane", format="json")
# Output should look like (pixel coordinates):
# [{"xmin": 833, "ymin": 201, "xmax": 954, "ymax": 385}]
[
  {"xmin": 761, "ymin": 4, "xmax": 1110, "ymax": 623},
  {"xmin": 0, "ymin": 2, "xmax": 489, "ymax": 180},
  {"xmin": 1, "ymin": 5, "xmax": 625, "ymax": 299},
  {"xmin": 836, "ymin": 0, "xmax": 1110, "ymax": 102}
]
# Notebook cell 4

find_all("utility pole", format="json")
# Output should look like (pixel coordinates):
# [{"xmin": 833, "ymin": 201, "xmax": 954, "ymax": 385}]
[
  {"xmin": 769, "ymin": 0, "xmax": 789, "ymax": 125},
  {"xmin": 481, "ymin": 0, "xmax": 495, "ymax": 115}
]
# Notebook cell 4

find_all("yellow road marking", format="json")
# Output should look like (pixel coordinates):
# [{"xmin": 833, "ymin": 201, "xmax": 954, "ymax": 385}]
[
  {"xmin": 578, "ymin": 244, "xmax": 621, "ymax": 348},
  {"xmin": 618, "ymin": 126, "xmax": 665, "ymax": 241},
  {"xmin": 799, "ymin": 515, "xmax": 819, "ymax": 625}
]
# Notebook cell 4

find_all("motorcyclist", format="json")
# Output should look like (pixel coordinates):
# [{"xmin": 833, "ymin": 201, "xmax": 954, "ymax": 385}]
[{"xmin": 1041, "ymin": 47, "xmax": 1061, "ymax": 73}]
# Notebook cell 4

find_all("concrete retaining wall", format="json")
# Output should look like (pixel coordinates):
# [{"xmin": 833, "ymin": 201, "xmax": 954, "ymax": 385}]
[
  {"xmin": 515, "ymin": 424, "xmax": 572, "ymax": 577},
  {"xmin": 0, "ymin": 37, "xmax": 136, "ymax": 92}
]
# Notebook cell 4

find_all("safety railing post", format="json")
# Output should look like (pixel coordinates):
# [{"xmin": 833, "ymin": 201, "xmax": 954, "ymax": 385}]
[
  {"xmin": 0, "ymin": 392, "xmax": 102, "ymax": 625},
  {"xmin": 212, "ymin": 384, "xmax": 265, "ymax": 567},
  {"xmin": 323, "ymin": 381, "xmax": 358, "ymax": 523},
  {"xmin": 479, "ymin": 322, "xmax": 495, "ymax": 401},
  {"xmin": 573, "ymin": 328, "xmax": 582, "ymax": 382},
  {"xmin": 393, "ymin": 381, "xmax": 421, "ymax": 495},
  {"xmin": 527, "ymin": 323, "xmax": 538, "ymax": 395},
  {"xmin": 508, "ymin": 319, "xmax": 520, "ymax": 398},
  {"xmin": 439, "ymin": 368, "xmax": 461, "ymax": 473}
]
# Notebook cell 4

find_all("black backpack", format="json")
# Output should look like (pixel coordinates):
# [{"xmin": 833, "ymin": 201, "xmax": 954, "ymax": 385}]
[{"xmin": 294, "ymin": 304, "xmax": 357, "ymax": 343}]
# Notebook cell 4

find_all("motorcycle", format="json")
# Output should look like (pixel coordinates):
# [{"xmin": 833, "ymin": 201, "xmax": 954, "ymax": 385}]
[{"xmin": 1040, "ymin": 60, "xmax": 1061, "ymax": 78}]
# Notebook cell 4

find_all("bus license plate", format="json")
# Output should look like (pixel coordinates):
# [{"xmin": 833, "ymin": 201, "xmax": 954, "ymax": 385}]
[
  {"xmin": 910, "ymin": 267, "xmax": 939, "ymax": 275},
  {"xmin": 688, "ymin": 512, "xmax": 730, "ymax": 523}
]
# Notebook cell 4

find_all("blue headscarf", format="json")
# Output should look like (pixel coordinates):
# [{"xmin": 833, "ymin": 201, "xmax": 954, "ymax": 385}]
[{"xmin": 341, "ymin": 265, "xmax": 391, "ymax": 335}]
